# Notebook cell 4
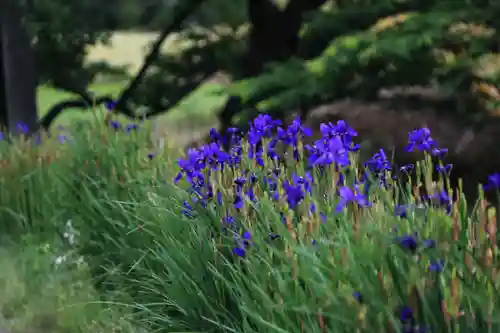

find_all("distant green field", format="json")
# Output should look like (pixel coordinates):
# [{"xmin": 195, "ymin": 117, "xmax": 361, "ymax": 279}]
[
  {"xmin": 38, "ymin": 81, "xmax": 226, "ymax": 130},
  {"xmin": 37, "ymin": 82, "xmax": 123, "ymax": 125},
  {"xmin": 37, "ymin": 31, "xmax": 227, "ymax": 130}
]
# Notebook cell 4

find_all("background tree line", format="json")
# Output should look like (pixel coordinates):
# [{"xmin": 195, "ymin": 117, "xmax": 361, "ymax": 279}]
[{"xmin": 1, "ymin": 0, "xmax": 500, "ymax": 140}]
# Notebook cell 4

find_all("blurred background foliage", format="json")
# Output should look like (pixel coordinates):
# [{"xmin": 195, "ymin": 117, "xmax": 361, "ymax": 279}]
[{"xmin": 9, "ymin": 0, "xmax": 499, "ymax": 131}]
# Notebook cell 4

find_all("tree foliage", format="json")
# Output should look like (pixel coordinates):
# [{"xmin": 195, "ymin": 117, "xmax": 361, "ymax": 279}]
[
  {"xmin": 130, "ymin": 29, "xmax": 246, "ymax": 116},
  {"xmin": 226, "ymin": 1, "xmax": 500, "ymax": 128},
  {"xmin": 21, "ymin": 0, "xmax": 500, "ymax": 135},
  {"xmin": 24, "ymin": 0, "xmax": 114, "ymax": 94}
]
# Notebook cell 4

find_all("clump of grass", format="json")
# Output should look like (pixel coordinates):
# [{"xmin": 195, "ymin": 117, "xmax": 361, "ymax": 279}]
[
  {"xmin": 2, "ymin": 113, "xmax": 500, "ymax": 333},
  {"xmin": 0, "ymin": 117, "xmax": 161, "ymax": 333},
  {"xmin": 0, "ymin": 239, "xmax": 133, "ymax": 333},
  {"xmin": 137, "ymin": 115, "xmax": 500, "ymax": 333}
]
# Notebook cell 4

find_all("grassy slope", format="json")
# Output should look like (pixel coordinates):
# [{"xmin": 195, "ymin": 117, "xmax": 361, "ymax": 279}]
[
  {"xmin": 11, "ymin": 31, "xmax": 226, "ymax": 333},
  {"xmin": 0, "ymin": 242, "xmax": 132, "ymax": 333}
]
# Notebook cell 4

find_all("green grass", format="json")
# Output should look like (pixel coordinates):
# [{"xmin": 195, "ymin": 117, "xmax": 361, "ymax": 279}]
[
  {"xmin": 0, "ymin": 240, "xmax": 133, "ymax": 333},
  {"xmin": 37, "ymin": 82, "xmax": 124, "ymax": 125},
  {"xmin": 37, "ymin": 81, "xmax": 226, "ymax": 131},
  {"xmin": 9, "ymin": 22, "xmax": 500, "ymax": 333},
  {"xmin": 0, "ymin": 114, "xmax": 498, "ymax": 333},
  {"xmin": 4, "ymin": 29, "xmax": 231, "ymax": 333}
]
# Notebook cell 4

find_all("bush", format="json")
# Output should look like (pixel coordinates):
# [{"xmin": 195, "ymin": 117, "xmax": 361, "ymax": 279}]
[
  {"xmin": 1, "ymin": 113, "xmax": 500, "ymax": 333},
  {"xmin": 228, "ymin": 6, "xmax": 500, "ymax": 127}
]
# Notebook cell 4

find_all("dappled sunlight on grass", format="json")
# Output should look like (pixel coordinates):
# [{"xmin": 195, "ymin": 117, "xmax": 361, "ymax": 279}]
[
  {"xmin": 37, "ymin": 81, "xmax": 227, "ymax": 146},
  {"xmin": 0, "ymin": 242, "xmax": 130, "ymax": 333},
  {"xmin": 37, "ymin": 82, "xmax": 125, "ymax": 126}
]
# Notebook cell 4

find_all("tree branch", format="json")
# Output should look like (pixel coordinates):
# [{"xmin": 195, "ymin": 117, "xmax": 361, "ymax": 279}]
[
  {"xmin": 38, "ymin": 95, "xmax": 115, "ymax": 130},
  {"xmin": 38, "ymin": 0, "xmax": 207, "ymax": 130},
  {"xmin": 113, "ymin": 0, "xmax": 207, "ymax": 114}
]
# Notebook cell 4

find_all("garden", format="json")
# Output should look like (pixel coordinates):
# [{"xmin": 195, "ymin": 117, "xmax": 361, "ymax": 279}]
[
  {"xmin": 2, "ymin": 0, "xmax": 500, "ymax": 332},
  {"xmin": 1, "ymin": 108, "xmax": 500, "ymax": 333}
]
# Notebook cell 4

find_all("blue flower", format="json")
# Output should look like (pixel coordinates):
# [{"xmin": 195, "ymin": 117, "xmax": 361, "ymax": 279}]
[
  {"xmin": 227, "ymin": 127, "xmax": 241, "ymax": 148},
  {"xmin": 57, "ymin": 134, "xmax": 69, "ymax": 144},
  {"xmin": 429, "ymin": 190, "xmax": 452, "ymax": 215},
  {"xmin": 216, "ymin": 190, "xmax": 223, "ymax": 205},
  {"xmin": 104, "ymin": 100, "xmax": 117, "ymax": 110},
  {"xmin": 365, "ymin": 149, "xmax": 391, "ymax": 174},
  {"xmin": 431, "ymin": 147, "xmax": 448, "ymax": 159},
  {"xmin": 363, "ymin": 149, "xmax": 393, "ymax": 188},
  {"xmin": 198, "ymin": 142, "xmax": 231, "ymax": 170},
  {"xmin": 436, "ymin": 164, "xmax": 452, "ymax": 174},
  {"xmin": 248, "ymin": 143, "xmax": 265, "ymax": 166},
  {"xmin": 232, "ymin": 247, "xmax": 246, "ymax": 257},
  {"xmin": 283, "ymin": 180, "xmax": 305, "ymax": 209},
  {"xmin": 400, "ymin": 164, "xmax": 415, "ymax": 174},
  {"xmin": 422, "ymin": 239, "xmax": 436, "ymax": 249},
  {"xmin": 233, "ymin": 193, "xmax": 244, "ymax": 209},
  {"xmin": 109, "ymin": 120, "xmax": 121, "ymax": 130},
  {"xmin": 233, "ymin": 231, "xmax": 252, "ymax": 257},
  {"xmin": 336, "ymin": 186, "xmax": 371, "ymax": 212},
  {"xmin": 209, "ymin": 128, "xmax": 228, "ymax": 147},
  {"xmin": 428, "ymin": 259, "xmax": 445, "ymax": 272},
  {"xmin": 395, "ymin": 205, "xmax": 408, "ymax": 218},
  {"xmin": 246, "ymin": 186, "xmax": 256, "ymax": 202},
  {"xmin": 406, "ymin": 128, "xmax": 435, "ymax": 152},
  {"xmin": 277, "ymin": 117, "xmax": 312, "ymax": 156},
  {"xmin": 292, "ymin": 172, "xmax": 313, "ymax": 194},
  {"xmin": 266, "ymin": 139, "xmax": 280, "ymax": 160},
  {"xmin": 125, "ymin": 123, "xmax": 139, "ymax": 132},
  {"xmin": 16, "ymin": 123, "xmax": 29, "ymax": 134},
  {"xmin": 398, "ymin": 305, "xmax": 413, "ymax": 323},
  {"xmin": 396, "ymin": 234, "xmax": 418, "ymax": 253},
  {"xmin": 288, "ymin": 116, "xmax": 312, "ymax": 138},
  {"xmin": 320, "ymin": 120, "xmax": 359, "ymax": 151},
  {"xmin": 353, "ymin": 291, "xmax": 363, "ymax": 303},
  {"xmin": 264, "ymin": 175, "xmax": 278, "ymax": 190},
  {"xmin": 181, "ymin": 200, "xmax": 194, "ymax": 217},
  {"xmin": 174, "ymin": 148, "xmax": 204, "ymax": 183},
  {"xmin": 484, "ymin": 173, "xmax": 500, "ymax": 190},
  {"xmin": 282, "ymin": 172, "xmax": 315, "ymax": 209},
  {"xmin": 309, "ymin": 137, "xmax": 350, "ymax": 167},
  {"xmin": 247, "ymin": 114, "xmax": 281, "ymax": 145},
  {"xmin": 234, "ymin": 177, "xmax": 247, "ymax": 192}
]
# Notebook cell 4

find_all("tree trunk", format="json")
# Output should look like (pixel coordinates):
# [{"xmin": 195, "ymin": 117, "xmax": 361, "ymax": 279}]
[
  {"xmin": 244, "ymin": 0, "xmax": 325, "ymax": 76},
  {"xmin": 0, "ymin": 21, "xmax": 6, "ymax": 130},
  {"xmin": 0, "ymin": 0, "xmax": 38, "ymax": 135},
  {"xmin": 218, "ymin": 0, "xmax": 327, "ymax": 143}
]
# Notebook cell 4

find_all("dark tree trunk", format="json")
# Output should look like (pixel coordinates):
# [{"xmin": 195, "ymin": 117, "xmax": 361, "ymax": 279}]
[
  {"xmin": 244, "ymin": 0, "xmax": 326, "ymax": 76},
  {"xmin": 218, "ymin": 0, "xmax": 327, "ymax": 144},
  {"xmin": 0, "ymin": 0, "xmax": 38, "ymax": 135},
  {"xmin": 0, "ymin": 21, "xmax": 6, "ymax": 130}
]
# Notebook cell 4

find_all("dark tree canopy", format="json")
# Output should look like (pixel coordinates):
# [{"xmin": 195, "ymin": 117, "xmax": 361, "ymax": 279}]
[{"xmin": 6, "ymin": 0, "xmax": 500, "ymax": 142}]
